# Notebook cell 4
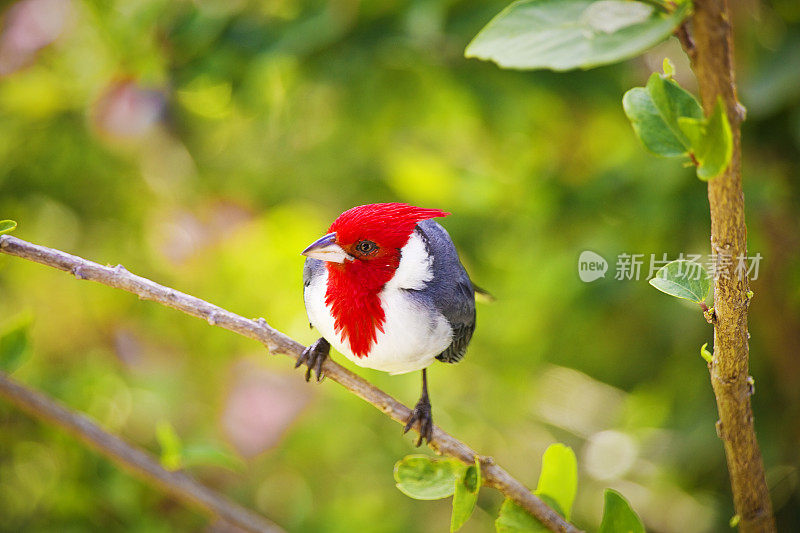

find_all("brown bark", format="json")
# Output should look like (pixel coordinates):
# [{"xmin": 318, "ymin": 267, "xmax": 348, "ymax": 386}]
[{"xmin": 680, "ymin": 1, "xmax": 775, "ymax": 530}]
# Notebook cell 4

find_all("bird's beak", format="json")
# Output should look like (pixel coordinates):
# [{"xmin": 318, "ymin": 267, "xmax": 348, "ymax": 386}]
[{"xmin": 301, "ymin": 233, "xmax": 354, "ymax": 263}]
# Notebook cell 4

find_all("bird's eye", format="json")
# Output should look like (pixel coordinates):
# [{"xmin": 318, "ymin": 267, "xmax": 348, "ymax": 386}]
[{"xmin": 355, "ymin": 240, "xmax": 378, "ymax": 255}]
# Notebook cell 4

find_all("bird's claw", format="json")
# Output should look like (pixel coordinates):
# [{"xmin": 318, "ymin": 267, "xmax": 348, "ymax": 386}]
[
  {"xmin": 403, "ymin": 397, "xmax": 433, "ymax": 447},
  {"xmin": 295, "ymin": 338, "xmax": 330, "ymax": 382}
]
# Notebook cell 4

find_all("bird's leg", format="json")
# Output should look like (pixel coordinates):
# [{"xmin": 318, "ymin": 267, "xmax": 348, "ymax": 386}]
[
  {"xmin": 403, "ymin": 368, "xmax": 434, "ymax": 447},
  {"xmin": 295, "ymin": 337, "xmax": 330, "ymax": 382}
]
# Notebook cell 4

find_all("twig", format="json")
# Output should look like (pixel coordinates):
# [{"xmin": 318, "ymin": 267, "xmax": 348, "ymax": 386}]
[
  {"xmin": 0, "ymin": 370, "xmax": 282, "ymax": 533},
  {"xmin": 0, "ymin": 235, "xmax": 580, "ymax": 533},
  {"xmin": 678, "ymin": 1, "xmax": 775, "ymax": 531}
]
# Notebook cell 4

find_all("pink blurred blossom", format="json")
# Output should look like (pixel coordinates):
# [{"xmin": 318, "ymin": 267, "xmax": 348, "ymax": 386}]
[
  {"xmin": 222, "ymin": 360, "xmax": 312, "ymax": 458},
  {"xmin": 0, "ymin": 0, "xmax": 72, "ymax": 75},
  {"xmin": 92, "ymin": 80, "xmax": 166, "ymax": 139}
]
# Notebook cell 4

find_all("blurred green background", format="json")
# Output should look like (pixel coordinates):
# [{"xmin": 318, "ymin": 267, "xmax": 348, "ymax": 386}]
[{"xmin": 1, "ymin": 0, "xmax": 799, "ymax": 531}]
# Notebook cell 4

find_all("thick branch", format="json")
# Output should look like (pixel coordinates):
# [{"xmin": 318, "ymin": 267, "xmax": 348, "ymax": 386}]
[
  {"xmin": 680, "ymin": 1, "xmax": 774, "ymax": 531},
  {"xmin": 0, "ymin": 370, "xmax": 282, "ymax": 533},
  {"xmin": 0, "ymin": 235, "xmax": 580, "ymax": 533}
]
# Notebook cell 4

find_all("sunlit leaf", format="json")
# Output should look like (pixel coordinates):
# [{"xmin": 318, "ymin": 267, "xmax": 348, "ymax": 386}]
[
  {"xmin": 394, "ymin": 455, "xmax": 460, "ymax": 500},
  {"xmin": 451, "ymin": 459, "xmax": 481, "ymax": 532},
  {"xmin": 535, "ymin": 443, "xmax": 578, "ymax": 520},
  {"xmin": 465, "ymin": 0, "xmax": 690, "ymax": 71},
  {"xmin": 598, "ymin": 489, "xmax": 645, "ymax": 533},
  {"xmin": 156, "ymin": 420, "xmax": 183, "ymax": 471},
  {"xmin": 0, "ymin": 220, "xmax": 17, "ymax": 235},
  {"xmin": 649, "ymin": 259, "xmax": 711, "ymax": 303}
]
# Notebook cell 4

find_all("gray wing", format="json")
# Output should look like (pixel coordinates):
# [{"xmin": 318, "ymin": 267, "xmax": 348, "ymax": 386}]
[{"xmin": 415, "ymin": 219, "xmax": 476, "ymax": 364}]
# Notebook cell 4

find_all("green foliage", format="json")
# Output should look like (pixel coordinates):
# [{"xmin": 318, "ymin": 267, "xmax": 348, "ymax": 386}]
[
  {"xmin": 495, "ymin": 443, "xmax": 577, "ymax": 531},
  {"xmin": 649, "ymin": 259, "xmax": 711, "ymax": 304},
  {"xmin": 0, "ymin": 316, "xmax": 31, "ymax": 373},
  {"xmin": 535, "ymin": 443, "xmax": 578, "ymax": 520},
  {"xmin": 394, "ymin": 455, "xmax": 460, "ymax": 500},
  {"xmin": 623, "ymin": 67, "xmax": 733, "ymax": 180},
  {"xmin": 451, "ymin": 459, "xmax": 481, "ymax": 532},
  {"xmin": 0, "ymin": 220, "xmax": 17, "ymax": 235},
  {"xmin": 0, "ymin": 0, "xmax": 796, "ymax": 529},
  {"xmin": 598, "ymin": 489, "xmax": 645, "ymax": 533},
  {"xmin": 465, "ymin": 0, "xmax": 690, "ymax": 71}
]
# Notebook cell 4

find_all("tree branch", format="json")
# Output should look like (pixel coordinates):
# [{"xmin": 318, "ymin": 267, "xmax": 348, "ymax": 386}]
[
  {"xmin": 679, "ymin": 1, "xmax": 775, "ymax": 531},
  {"xmin": 0, "ymin": 370, "xmax": 282, "ymax": 533},
  {"xmin": 0, "ymin": 234, "xmax": 580, "ymax": 533}
]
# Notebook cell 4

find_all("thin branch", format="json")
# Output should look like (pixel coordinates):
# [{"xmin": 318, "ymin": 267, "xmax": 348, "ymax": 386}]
[
  {"xmin": 0, "ymin": 370, "xmax": 282, "ymax": 533},
  {"xmin": 679, "ymin": 1, "xmax": 775, "ymax": 531},
  {"xmin": 0, "ymin": 234, "xmax": 580, "ymax": 533}
]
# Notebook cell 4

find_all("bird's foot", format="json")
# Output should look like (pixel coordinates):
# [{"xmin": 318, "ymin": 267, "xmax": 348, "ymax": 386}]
[
  {"xmin": 295, "ymin": 338, "xmax": 330, "ymax": 382},
  {"xmin": 403, "ymin": 396, "xmax": 433, "ymax": 447}
]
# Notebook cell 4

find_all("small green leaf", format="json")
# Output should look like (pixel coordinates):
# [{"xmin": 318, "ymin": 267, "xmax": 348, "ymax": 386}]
[
  {"xmin": 729, "ymin": 514, "xmax": 741, "ymax": 528},
  {"xmin": 465, "ymin": 0, "xmax": 691, "ymax": 72},
  {"xmin": 623, "ymin": 87, "xmax": 687, "ymax": 157},
  {"xmin": 700, "ymin": 342, "xmax": 713, "ymax": 363},
  {"xmin": 156, "ymin": 420, "xmax": 183, "ymax": 471},
  {"xmin": 451, "ymin": 459, "xmax": 482, "ymax": 532},
  {"xmin": 394, "ymin": 455, "xmax": 460, "ymax": 500},
  {"xmin": 694, "ymin": 98, "xmax": 733, "ymax": 180},
  {"xmin": 645, "ymin": 72, "xmax": 704, "ymax": 148},
  {"xmin": 535, "ymin": 444, "xmax": 577, "ymax": 520},
  {"xmin": 599, "ymin": 489, "xmax": 645, "ymax": 533},
  {"xmin": 0, "ymin": 318, "xmax": 31, "ymax": 373},
  {"xmin": 649, "ymin": 259, "xmax": 711, "ymax": 304},
  {"xmin": 496, "ymin": 498, "xmax": 550, "ymax": 533},
  {"xmin": 0, "ymin": 220, "xmax": 17, "ymax": 235}
]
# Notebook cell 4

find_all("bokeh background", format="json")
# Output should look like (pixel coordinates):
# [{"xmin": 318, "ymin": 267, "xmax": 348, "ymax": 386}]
[{"xmin": 0, "ymin": 0, "xmax": 798, "ymax": 531}]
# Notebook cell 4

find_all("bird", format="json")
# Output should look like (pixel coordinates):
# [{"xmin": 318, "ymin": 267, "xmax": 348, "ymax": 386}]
[{"xmin": 299, "ymin": 202, "xmax": 477, "ymax": 446}]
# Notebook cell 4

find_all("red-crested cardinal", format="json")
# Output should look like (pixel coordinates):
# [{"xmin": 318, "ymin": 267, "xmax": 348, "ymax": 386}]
[{"xmin": 299, "ymin": 203, "xmax": 477, "ymax": 446}]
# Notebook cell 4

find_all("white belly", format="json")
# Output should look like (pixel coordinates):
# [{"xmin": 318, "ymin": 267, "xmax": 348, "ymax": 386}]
[{"xmin": 304, "ymin": 268, "xmax": 452, "ymax": 375}]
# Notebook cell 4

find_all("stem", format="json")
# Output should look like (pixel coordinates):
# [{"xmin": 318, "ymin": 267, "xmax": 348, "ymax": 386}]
[
  {"xmin": 0, "ymin": 371, "xmax": 282, "ymax": 533},
  {"xmin": 0, "ymin": 235, "xmax": 581, "ymax": 533},
  {"xmin": 679, "ymin": 1, "xmax": 775, "ymax": 530}
]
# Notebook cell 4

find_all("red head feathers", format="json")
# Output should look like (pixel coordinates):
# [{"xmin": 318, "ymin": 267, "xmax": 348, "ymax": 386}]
[{"xmin": 324, "ymin": 203, "xmax": 448, "ymax": 357}]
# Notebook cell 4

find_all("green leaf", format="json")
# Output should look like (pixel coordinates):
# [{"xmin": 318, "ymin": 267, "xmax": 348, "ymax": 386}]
[
  {"xmin": 394, "ymin": 455, "xmax": 460, "ymax": 500},
  {"xmin": 535, "ymin": 444, "xmax": 577, "ymax": 520},
  {"xmin": 623, "ymin": 87, "xmax": 687, "ymax": 156},
  {"xmin": 496, "ymin": 498, "xmax": 550, "ymax": 533},
  {"xmin": 451, "ymin": 459, "xmax": 482, "ymax": 532},
  {"xmin": 465, "ymin": 0, "xmax": 691, "ymax": 71},
  {"xmin": 0, "ymin": 220, "xmax": 17, "ymax": 235},
  {"xmin": 645, "ymin": 72, "xmax": 704, "ymax": 148},
  {"xmin": 495, "ymin": 444, "xmax": 576, "ymax": 532},
  {"xmin": 0, "ymin": 318, "xmax": 31, "ymax": 373},
  {"xmin": 649, "ymin": 259, "xmax": 711, "ymax": 304},
  {"xmin": 156, "ymin": 420, "xmax": 183, "ymax": 471},
  {"xmin": 599, "ymin": 489, "xmax": 645, "ymax": 533},
  {"xmin": 690, "ymin": 98, "xmax": 733, "ymax": 180}
]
